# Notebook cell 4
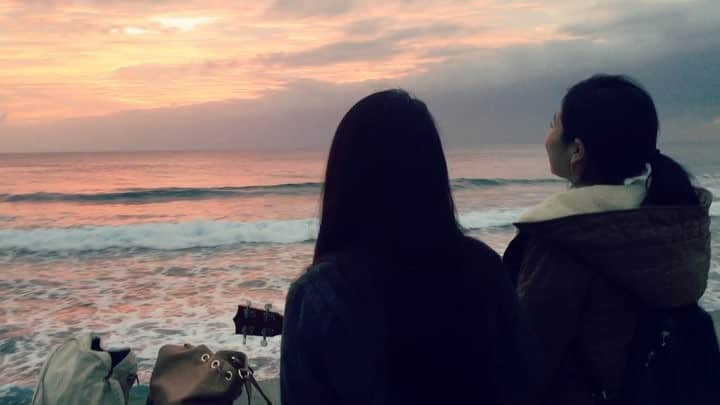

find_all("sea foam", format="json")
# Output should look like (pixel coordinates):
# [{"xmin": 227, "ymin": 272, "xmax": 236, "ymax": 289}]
[
  {"xmin": 0, "ymin": 208, "xmax": 524, "ymax": 253},
  {"xmin": 0, "ymin": 219, "xmax": 319, "ymax": 253}
]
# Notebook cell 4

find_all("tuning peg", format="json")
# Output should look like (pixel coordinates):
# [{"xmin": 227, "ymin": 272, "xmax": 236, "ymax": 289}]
[
  {"xmin": 242, "ymin": 325, "xmax": 248, "ymax": 345},
  {"xmin": 264, "ymin": 303, "xmax": 272, "ymax": 320},
  {"xmin": 261, "ymin": 329, "xmax": 268, "ymax": 347},
  {"xmin": 661, "ymin": 330, "xmax": 671, "ymax": 347},
  {"xmin": 244, "ymin": 300, "xmax": 251, "ymax": 318}
]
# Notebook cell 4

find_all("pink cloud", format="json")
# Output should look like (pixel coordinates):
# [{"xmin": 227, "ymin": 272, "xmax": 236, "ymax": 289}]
[{"xmin": 5, "ymin": 0, "xmax": 709, "ymax": 129}]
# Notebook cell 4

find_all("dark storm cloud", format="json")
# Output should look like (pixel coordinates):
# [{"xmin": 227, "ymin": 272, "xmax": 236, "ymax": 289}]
[
  {"xmin": 408, "ymin": 38, "xmax": 720, "ymax": 147},
  {"xmin": 562, "ymin": 0, "xmax": 720, "ymax": 47}
]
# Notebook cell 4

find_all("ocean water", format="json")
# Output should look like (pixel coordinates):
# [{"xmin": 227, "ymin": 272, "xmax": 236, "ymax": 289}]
[{"xmin": 1, "ymin": 143, "xmax": 718, "ymax": 402}]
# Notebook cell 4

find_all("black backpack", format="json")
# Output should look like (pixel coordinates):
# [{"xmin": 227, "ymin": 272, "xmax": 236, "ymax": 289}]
[{"xmin": 591, "ymin": 304, "xmax": 720, "ymax": 404}]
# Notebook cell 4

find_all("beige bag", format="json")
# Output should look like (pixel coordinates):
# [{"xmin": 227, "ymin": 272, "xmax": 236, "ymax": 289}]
[
  {"xmin": 31, "ymin": 333, "xmax": 138, "ymax": 405},
  {"xmin": 146, "ymin": 344, "xmax": 271, "ymax": 405}
]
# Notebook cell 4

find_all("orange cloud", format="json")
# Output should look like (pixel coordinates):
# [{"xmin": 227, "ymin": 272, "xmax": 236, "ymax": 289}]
[{"xmin": 1, "ymin": 0, "xmax": 571, "ymax": 124}]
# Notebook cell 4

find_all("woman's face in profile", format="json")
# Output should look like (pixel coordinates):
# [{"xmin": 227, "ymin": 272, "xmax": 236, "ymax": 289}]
[{"xmin": 544, "ymin": 111, "xmax": 571, "ymax": 179}]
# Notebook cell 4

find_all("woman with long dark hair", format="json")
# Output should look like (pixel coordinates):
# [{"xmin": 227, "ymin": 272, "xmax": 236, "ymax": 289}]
[
  {"xmin": 281, "ymin": 89, "xmax": 540, "ymax": 405},
  {"xmin": 503, "ymin": 75, "xmax": 714, "ymax": 404}
]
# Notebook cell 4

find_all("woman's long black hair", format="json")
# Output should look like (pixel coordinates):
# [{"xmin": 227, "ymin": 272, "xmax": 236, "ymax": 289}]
[
  {"xmin": 313, "ymin": 89, "xmax": 463, "ymax": 264},
  {"xmin": 561, "ymin": 74, "xmax": 698, "ymax": 206}
]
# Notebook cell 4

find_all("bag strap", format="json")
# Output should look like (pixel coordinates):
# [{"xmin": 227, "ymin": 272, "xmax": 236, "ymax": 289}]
[
  {"xmin": 236, "ymin": 366, "xmax": 272, "ymax": 405},
  {"xmin": 560, "ymin": 251, "xmax": 621, "ymax": 404},
  {"xmin": 569, "ymin": 279, "xmax": 618, "ymax": 403},
  {"xmin": 247, "ymin": 367, "xmax": 273, "ymax": 405},
  {"xmin": 569, "ymin": 271, "xmax": 670, "ymax": 404}
]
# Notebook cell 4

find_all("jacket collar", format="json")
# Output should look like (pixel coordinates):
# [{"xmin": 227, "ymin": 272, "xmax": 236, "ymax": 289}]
[
  {"xmin": 518, "ymin": 183, "xmax": 647, "ymax": 223},
  {"xmin": 511, "ymin": 187, "xmax": 713, "ymax": 308}
]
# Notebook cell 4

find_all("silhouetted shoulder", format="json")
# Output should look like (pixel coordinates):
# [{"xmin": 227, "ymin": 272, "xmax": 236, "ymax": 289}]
[
  {"xmin": 459, "ymin": 236, "xmax": 502, "ymax": 267},
  {"xmin": 455, "ymin": 236, "xmax": 510, "ymax": 289}
]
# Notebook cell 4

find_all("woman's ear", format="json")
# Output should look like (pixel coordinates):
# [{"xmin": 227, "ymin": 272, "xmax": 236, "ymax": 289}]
[
  {"xmin": 568, "ymin": 138, "xmax": 587, "ymax": 185},
  {"xmin": 570, "ymin": 138, "xmax": 585, "ymax": 165}
]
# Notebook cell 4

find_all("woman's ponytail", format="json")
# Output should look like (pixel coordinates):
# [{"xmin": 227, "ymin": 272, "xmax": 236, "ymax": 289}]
[{"xmin": 644, "ymin": 150, "xmax": 699, "ymax": 206}]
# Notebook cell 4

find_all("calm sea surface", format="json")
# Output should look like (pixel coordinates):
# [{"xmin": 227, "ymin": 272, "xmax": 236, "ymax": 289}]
[{"xmin": 1, "ymin": 143, "xmax": 718, "ymax": 400}]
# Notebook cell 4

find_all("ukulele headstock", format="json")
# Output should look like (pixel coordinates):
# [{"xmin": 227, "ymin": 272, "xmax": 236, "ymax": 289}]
[{"xmin": 233, "ymin": 301, "xmax": 283, "ymax": 346}]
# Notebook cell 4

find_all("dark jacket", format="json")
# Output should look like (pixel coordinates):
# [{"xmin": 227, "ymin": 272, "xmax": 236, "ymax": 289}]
[
  {"xmin": 281, "ymin": 237, "xmax": 542, "ymax": 405},
  {"xmin": 503, "ymin": 188, "xmax": 713, "ymax": 405}
]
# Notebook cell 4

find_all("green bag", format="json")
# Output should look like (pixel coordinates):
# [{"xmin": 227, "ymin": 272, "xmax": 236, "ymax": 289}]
[{"xmin": 146, "ymin": 343, "xmax": 272, "ymax": 405}]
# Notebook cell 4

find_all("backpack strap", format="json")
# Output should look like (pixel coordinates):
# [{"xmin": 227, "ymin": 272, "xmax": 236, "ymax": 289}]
[
  {"xmin": 571, "ymin": 278, "xmax": 675, "ymax": 404},
  {"xmin": 567, "ymin": 276, "xmax": 621, "ymax": 403},
  {"xmin": 560, "ymin": 250, "xmax": 623, "ymax": 404}
]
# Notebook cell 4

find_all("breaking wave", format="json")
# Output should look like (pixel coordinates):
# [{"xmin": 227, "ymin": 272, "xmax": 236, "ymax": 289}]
[
  {"xmin": 0, "ymin": 178, "xmax": 562, "ymax": 204},
  {"xmin": 0, "ymin": 208, "xmax": 524, "ymax": 254}
]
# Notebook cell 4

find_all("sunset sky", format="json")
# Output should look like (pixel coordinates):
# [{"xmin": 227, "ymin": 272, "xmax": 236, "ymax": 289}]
[{"xmin": 1, "ymin": 0, "xmax": 718, "ymax": 152}]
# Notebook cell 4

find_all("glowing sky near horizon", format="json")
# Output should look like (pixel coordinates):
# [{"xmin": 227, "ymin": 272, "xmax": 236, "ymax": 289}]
[{"xmin": 0, "ymin": 0, "xmax": 581, "ymax": 124}]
